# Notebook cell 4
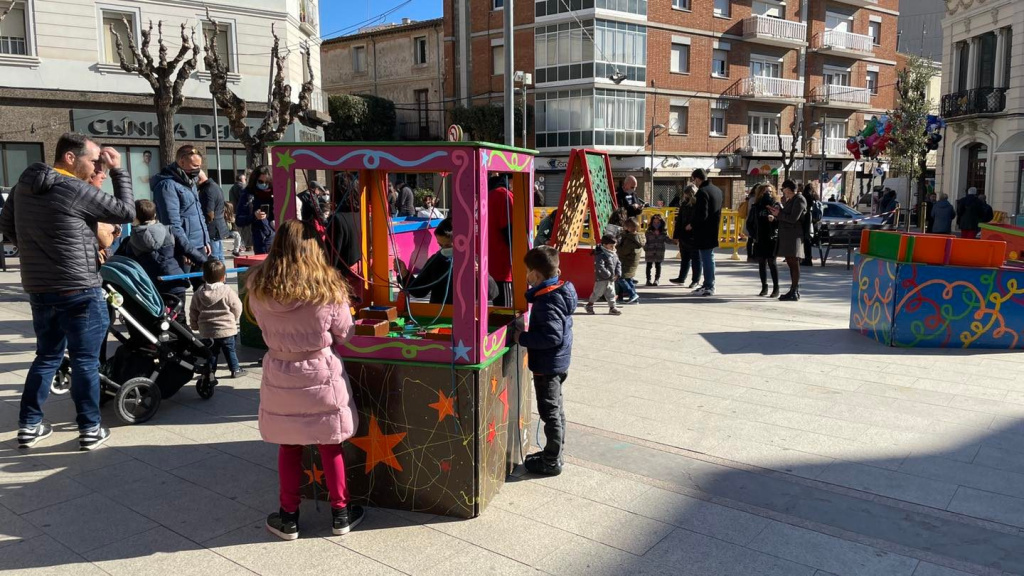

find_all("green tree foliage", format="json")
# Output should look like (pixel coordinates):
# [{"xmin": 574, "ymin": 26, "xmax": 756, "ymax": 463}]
[
  {"xmin": 326, "ymin": 94, "xmax": 397, "ymax": 141},
  {"xmin": 449, "ymin": 104, "xmax": 533, "ymax": 144},
  {"xmin": 886, "ymin": 55, "xmax": 934, "ymax": 186}
]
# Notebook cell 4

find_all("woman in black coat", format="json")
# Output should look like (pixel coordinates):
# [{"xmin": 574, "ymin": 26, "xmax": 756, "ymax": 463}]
[
  {"xmin": 669, "ymin": 185, "xmax": 702, "ymax": 288},
  {"xmin": 751, "ymin": 184, "xmax": 782, "ymax": 297},
  {"xmin": 770, "ymin": 180, "xmax": 808, "ymax": 301}
]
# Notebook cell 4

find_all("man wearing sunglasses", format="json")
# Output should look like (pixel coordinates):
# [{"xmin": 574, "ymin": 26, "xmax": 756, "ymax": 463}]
[
  {"xmin": 0, "ymin": 132, "xmax": 136, "ymax": 451},
  {"xmin": 152, "ymin": 145, "xmax": 212, "ymax": 303}
]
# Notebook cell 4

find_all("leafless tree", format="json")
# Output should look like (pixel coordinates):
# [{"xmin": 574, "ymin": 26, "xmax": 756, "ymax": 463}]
[
  {"xmin": 776, "ymin": 119, "xmax": 801, "ymax": 183},
  {"xmin": 111, "ymin": 18, "xmax": 200, "ymax": 166},
  {"xmin": 204, "ymin": 16, "xmax": 314, "ymax": 169}
]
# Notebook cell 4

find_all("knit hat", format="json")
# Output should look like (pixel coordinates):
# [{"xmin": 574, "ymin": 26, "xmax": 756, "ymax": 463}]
[{"xmin": 967, "ymin": 187, "xmax": 978, "ymax": 195}]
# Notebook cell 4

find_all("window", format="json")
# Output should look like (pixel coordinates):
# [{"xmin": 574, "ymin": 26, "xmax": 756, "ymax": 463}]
[
  {"xmin": 494, "ymin": 0, "xmax": 503, "ymax": 9},
  {"xmin": 102, "ymin": 11, "xmax": 136, "ymax": 64},
  {"xmin": 823, "ymin": 67, "xmax": 850, "ymax": 87},
  {"xmin": 88, "ymin": 146, "xmax": 158, "ymax": 200},
  {"xmin": 414, "ymin": 89, "xmax": 429, "ymax": 130},
  {"xmin": 206, "ymin": 149, "xmax": 246, "ymax": 193},
  {"xmin": 712, "ymin": 49, "xmax": 728, "ymax": 77},
  {"xmin": 750, "ymin": 56, "xmax": 781, "ymax": 78},
  {"xmin": 956, "ymin": 41, "xmax": 969, "ymax": 91},
  {"xmin": 978, "ymin": 31, "xmax": 998, "ymax": 89},
  {"xmin": 592, "ymin": 0, "xmax": 648, "ymax": 16},
  {"xmin": 536, "ymin": 20, "xmax": 645, "ymax": 85},
  {"xmin": 753, "ymin": 1, "xmax": 782, "ymax": 17},
  {"xmin": 672, "ymin": 0, "xmax": 690, "ymax": 10},
  {"xmin": 710, "ymin": 109, "xmax": 726, "ymax": 136},
  {"xmin": 868, "ymin": 21, "xmax": 881, "ymax": 46},
  {"xmin": 534, "ymin": 88, "xmax": 645, "ymax": 149},
  {"xmin": 714, "ymin": 0, "xmax": 730, "ymax": 18},
  {"xmin": 414, "ymin": 36, "xmax": 428, "ymax": 65},
  {"xmin": 669, "ymin": 106, "xmax": 688, "ymax": 135},
  {"xmin": 0, "ymin": 143, "xmax": 43, "ymax": 188},
  {"xmin": 0, "ymin": 2, "xmax": 28, "ymax": 55},
  {"xmin": 825, "ymin": 12, "xmax": 852, "ymax": 34},
  {"xmin": 492, "ymin": 45, "xmax": 504, "ymax": 75},
  {"xmin": 353, "ymin": 46, "xmax": 367, "ymax": 73},
  {"xmin": 202, "ymin": 22, "xmax": 233, "ymax": 73},
  {"xmin": 867, "ymin": 70, "xmax": 879, "ymax": 95},
  {"xmin": 671, "ymin": 43, "xmax": 689, "ymax": 74},
  {"xmin": 749, "ymin": 114, "xmax": 779, "ymax": 136}
]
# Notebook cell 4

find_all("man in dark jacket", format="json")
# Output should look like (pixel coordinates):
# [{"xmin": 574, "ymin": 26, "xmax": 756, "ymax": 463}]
[
  {"xmin": 616, "ymin": 175, "xmax": 644, "ymax": 217},
  {"xmin": 689, "ymin": 168, "xmax": 723, "ymax": 296},
  {"xmin": 397, "ymin": 180, "xmax": 416, "ymax": 217},
  {"xmin": 515, "ymin": 246, "xmax": 577, "ymax": 476},
  {"xmin": 956, "ymin": 188, "xmax": 983, "ymax": 238},
  {"xmin": 152, "ymin": 145, "xmax": 210, "ymax": 276},
  {"xmin": 228, "ymin": 172, "xmax": 250, "ymax": 251},
  {"xmin": 0, "ymin": 133, "xmax": 135, "ymax": 451},
  {"xmin": 197, "ymin": 171, "xmax": 230, "ymax": 263}
]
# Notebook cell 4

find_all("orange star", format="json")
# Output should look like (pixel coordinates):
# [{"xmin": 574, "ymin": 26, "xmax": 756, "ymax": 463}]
[
  {"xmin": 498, "ymin": 387, "xmax": 509, "ymax": 422},
  {"xmin": 491, "ymin": 377, "xmax": 498, "ymax": 394},
  {"xmin": 349, "ymin": 416, "xmax": 406, "ymax": 474},
  {"xmin": 304, "ymin": 461, "xmax": 324, "ymax": 486},
  {"xmin": 428, "ymin": 389, "xmax": 456, "ymax": 422},
  {"xmin": 486, "ymin": 420, "xmax": 496, "ymax": 444}
]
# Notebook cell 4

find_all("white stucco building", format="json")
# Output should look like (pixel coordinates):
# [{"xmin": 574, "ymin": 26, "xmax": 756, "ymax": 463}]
[
  {"xmin": 0, "ymin": 0, "xmax": 327, "ymax": 197},
  {"xmin": 938, "ymin": 0, "xmax": 1023, "ymax": 217}
]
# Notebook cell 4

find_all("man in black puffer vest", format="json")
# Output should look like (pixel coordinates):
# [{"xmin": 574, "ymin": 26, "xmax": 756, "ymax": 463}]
[{"xmin": 0, "ymin": 133, "xmax": 135, "ymax": 452}]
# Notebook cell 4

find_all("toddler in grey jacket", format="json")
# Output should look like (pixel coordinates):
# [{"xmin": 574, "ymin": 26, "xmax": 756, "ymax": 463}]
[
  {"xmin": 189, "ymin": 260, "xmax": 245, "ymax": 379},
  {"xmin": 585, "ymin": 234, "xmax": 623, "ymax": 315}
]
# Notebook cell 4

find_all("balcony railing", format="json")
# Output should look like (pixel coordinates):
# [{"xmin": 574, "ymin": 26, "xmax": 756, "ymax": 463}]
[
  {"xmin": 811, "ymin": 84, "xmax": 872, "ymax": 106},
  {"xmin": 399, "ymin": 121, "xmax": 440, "ymax": 141},
  {"xmin": 730, "ymin": 76, "xmax": 804, "ymax": 99},
  {"xmin": 812, "ymin": 137, "xmax": 851, "ymax": 156},
  {"xmin": 308, "ymin": 89, "xmax": 327, "ymax": 113},
  {"xmin": 814, "ymin": 29, "xmax": 874, "ymax": 55},
  {"xmin": 941, "ymin": 87, "xmax": 1007, "ymax": 118},
  {"xmin": 743, "ymin": 133, "xmax": 800, "ymax": 153},
  {"xmin": 742, "ymin": 16, "xmax": 807, "ymax": 44}
]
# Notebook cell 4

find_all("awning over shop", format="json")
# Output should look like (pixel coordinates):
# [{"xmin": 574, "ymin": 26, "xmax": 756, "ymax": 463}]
[{"xmin": 995, "ymin": 132, "xmax": 1024, "ymax": 155}]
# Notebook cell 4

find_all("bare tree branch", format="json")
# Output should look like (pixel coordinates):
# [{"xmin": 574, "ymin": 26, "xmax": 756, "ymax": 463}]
[
  {"xmin": 204, "ymin": 16, "xmax": 314, "ymax": 167},
  {"xmin": 0, "ymin": 1, "xmax": 16, "ymax": 24}
]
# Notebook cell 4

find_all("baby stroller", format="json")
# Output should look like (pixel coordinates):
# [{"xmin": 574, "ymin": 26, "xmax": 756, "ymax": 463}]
[{"xmin": 51, "ymin": 256, "xmax": 215, "ymax": 424}]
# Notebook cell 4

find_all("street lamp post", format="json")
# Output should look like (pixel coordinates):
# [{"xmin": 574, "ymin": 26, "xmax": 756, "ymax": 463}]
[
  {"xmin": 503, "ymin": 0, "xmax": 514, "ymax": 146},
  {"xmin": 648, "ymin": 123, "xmax": 667, "ymax": 201}
]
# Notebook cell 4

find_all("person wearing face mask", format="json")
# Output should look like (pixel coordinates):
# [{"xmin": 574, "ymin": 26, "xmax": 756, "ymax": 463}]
[
  {"xmin": 151, "ymin": 145, "xmax": 211, "ymax": 282},
  {"xmin": 393, "ymin": 216, "xmax": 498, "ymax": 304},
  {"xmin": 236, "ymin": 165, "xmax": 275, "ymax": 255}
]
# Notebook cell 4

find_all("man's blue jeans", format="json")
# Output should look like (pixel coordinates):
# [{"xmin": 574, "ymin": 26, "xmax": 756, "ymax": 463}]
[
  {"xmin": 699, "ymin": 249, "xmax": 717, "ymax": 291},
  {"xmin": 20, "ymin": 288, "xmax": 108, "ymax": 432},
  {"xmin": 210, "ymin": 239, "xmax": 224, "ymax": 262}
]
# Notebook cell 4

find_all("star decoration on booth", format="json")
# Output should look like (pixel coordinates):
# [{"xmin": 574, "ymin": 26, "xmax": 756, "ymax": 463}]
[
  {"xmin": 428, "ymin": 389, "xmax": 456, "ymax": 422},
  {"xmin": 349, "ymin": 416, "xmax": 406, "ymax": 474},
  {"xmin": 486, "ymin": 420, "xmax": 496, "ymax": 444},
  {"xmin": 275, "ymin": 150, "xmax": 296, "ymax": 170},
  {"xmin": 304, "ymin": 461, "xmax": 324, "ymax": 486},
  {"xmin": 453, "ymin": 340, "xmax": 472, "ymax": 362},
  {"xmin": 498, "ymin": 387, "xmax": 509, "ymax": 422}
]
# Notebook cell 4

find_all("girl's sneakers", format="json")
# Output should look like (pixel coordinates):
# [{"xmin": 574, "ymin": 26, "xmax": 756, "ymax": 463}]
[
  {"xmin": 266, "ymin": 509, "xmax": 300, "ymax": 541},
  {"xmin": 332, "ymin": 505, "xmax": 366, "ymax": 536},
  {"xmin": 585, "ymin": 303, "xmax": 595, "ymax": 315},
  {"xmin": 609, "ymin": 308, "xmax": 622, "ymax": 315}
]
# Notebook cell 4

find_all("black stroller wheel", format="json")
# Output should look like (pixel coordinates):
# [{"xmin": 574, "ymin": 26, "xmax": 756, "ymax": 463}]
[
  {"xmin": 196, "ymin": 375, "xmax": 216, "ymax": 400},
  {"xmin": 115, "ymin": 377, "xmax": 162, "ymax": 424},
  {"xmin": 50, "ymin": 365, "xmax": 71, "ymax": 396}
]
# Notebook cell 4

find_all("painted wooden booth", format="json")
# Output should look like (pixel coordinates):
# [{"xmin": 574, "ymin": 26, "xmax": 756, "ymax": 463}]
[{"xmin": 270, "ymin": 142, "xmax": 535, "ymax": 518}]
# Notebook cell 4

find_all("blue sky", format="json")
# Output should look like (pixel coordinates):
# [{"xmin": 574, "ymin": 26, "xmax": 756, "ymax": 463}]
[{"xmin": 319, "ymin": 0, "xmax": 442, "ymax": 40}]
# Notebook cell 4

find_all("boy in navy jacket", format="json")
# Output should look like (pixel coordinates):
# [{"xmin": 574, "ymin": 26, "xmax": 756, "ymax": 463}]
[{"xmin": 514, "ymin": 245, "xmax": 577, "ymax": 476}]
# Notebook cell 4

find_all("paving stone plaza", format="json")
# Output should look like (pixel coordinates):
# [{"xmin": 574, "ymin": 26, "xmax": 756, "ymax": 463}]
[{"xmin": 2, "ymin": 257, "xmax": 1024, "ymax": 575}]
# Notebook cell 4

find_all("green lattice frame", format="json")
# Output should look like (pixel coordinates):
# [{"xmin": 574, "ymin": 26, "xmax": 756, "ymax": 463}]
[{"xmin": 551, "ymin": 149, "xmax": 618, "ymax": 250}]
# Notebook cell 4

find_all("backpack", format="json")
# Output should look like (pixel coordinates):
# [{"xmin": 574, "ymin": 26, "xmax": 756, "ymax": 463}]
[{"xmin": 810, "ymin": 200, "xmax": 824, "ymax": 224}]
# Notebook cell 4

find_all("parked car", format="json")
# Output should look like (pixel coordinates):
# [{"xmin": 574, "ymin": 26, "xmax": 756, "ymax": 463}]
[
  {"xmin": 1, "ymin": 186, "xmax": 16, "ymax": 258},
  {"xmin": 822, "ymin": 202, "xmax": 886, "ymax": 228}
]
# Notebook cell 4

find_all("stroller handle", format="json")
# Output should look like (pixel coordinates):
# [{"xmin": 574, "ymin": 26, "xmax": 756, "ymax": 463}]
[{"xmin": 159, "ymin": 267, "xmax": 249, "ymax": 282}]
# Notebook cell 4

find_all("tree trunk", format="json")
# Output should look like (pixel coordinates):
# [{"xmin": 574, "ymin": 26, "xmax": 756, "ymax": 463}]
[
  {"xmin": 247, "ymin": 144, "xmax": 265, "ymax": 170},
  {"xmin": 156, "ymin": 105, "xmax": 176, "ymax": 167}
]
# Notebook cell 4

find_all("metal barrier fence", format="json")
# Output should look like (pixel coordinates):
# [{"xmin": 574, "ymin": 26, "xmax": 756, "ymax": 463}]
[{"xmin": 533, "ymin": 207, "xmax": 746, "ymax": 260}]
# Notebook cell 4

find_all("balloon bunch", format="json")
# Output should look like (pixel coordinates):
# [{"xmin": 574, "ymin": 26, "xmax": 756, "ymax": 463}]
[
  {"xmin": 924, "ymin": 114, "xmax": 945, "ymax": 151},
  {"xmin": 845, "ymin": 115, "xmax": 893, "ymax": 160}
]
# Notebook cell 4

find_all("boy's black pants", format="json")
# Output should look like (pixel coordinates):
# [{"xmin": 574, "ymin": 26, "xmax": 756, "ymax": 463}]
[{"xmin": 534, "ymin": 372, "xmax": 567, "ymax": 466}]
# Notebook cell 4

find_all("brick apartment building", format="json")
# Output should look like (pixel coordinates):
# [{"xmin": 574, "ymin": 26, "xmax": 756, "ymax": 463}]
[{"xmin": 445, "ymin": 0, "xmax": 900, "ymax": 207}]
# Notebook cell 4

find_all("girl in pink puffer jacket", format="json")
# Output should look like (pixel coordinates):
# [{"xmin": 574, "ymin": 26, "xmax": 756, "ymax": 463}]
[{"xmin": 247, "ymin": 220, "xmax": 364, "ymax": 541}]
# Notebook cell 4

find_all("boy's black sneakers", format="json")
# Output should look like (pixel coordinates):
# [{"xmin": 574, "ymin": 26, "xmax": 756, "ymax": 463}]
[
  {"xmin": 331, "ymin": 505, "xmax": 365, "ymax": 536},
  {"xmin": 266, "ymin": 509, "xmax": 300, "ymax": 541},
  {"xmin": 524, "ymin": 453, "xmax": 563, "ymax": 476},
  {"xmin": 18, "ymin": 423, "xmax": 53, "ymax": 449},
  {"xmin": 79, "ymin": 427, "xmax": 110, "ymax": 451}
]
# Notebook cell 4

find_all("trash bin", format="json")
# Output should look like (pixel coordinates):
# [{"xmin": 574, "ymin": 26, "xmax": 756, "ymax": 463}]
[{"xmin": 234, "ymin": 254, "xmax": 267, "ymax": 349}]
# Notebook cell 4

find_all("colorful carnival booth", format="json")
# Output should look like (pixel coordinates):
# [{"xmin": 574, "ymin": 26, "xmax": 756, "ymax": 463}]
[
  {"xmin": 850, "ymin": 229, "xmax": 1024, "ymax": 349},
  {"xmin": 268, "ymin": 141, "xmax": 535, "ymax": 518}
]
